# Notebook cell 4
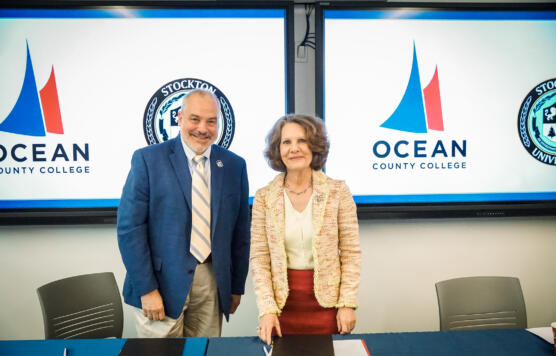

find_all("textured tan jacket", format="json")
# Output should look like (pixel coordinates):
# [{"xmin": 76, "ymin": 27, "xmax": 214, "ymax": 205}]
[{"xmin": 250, "ymin": 170, "xmax": 361, "ymax": 317}]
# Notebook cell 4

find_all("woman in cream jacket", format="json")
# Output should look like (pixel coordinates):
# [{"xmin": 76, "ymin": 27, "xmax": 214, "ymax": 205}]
[{"xmin": 251, "ymin": 114, "xmax": 361, "ymax": 345}]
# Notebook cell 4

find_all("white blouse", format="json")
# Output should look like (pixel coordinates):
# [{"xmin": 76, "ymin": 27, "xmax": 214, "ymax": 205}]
[{"xmin": 283, "ymin": 191, "xmax": 314, "ymax": 270}]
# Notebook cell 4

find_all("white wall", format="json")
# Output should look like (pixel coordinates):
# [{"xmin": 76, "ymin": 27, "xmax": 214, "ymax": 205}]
[
  {"xmin": 354, "ymin": 217, "xmax": 556, "ymax": 333},
  {"xmin": 0, "ymin": 4, "xmax": 555, "ymax": 340}
]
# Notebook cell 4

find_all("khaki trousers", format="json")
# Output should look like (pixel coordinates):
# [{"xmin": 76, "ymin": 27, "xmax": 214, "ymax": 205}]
[{"xmin": 134, "ymin": 262, "xmax": 222, "ymax": 337}]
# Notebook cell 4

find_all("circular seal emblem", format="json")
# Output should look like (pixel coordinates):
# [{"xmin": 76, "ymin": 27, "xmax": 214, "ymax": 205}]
[
  {"xmin": 517, "ymin": 78, "xmax": 556, "ymax": 166},
  {"xmin": 143, "ymin": 78, "xmax": 235, "ymax": 148}
]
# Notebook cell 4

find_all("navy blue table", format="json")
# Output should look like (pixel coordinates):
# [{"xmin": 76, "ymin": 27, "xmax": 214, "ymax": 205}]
[
  {"xmin": 207, "ymin": 329, "xmax": 553, "ymax": 356},
  {"xmin": 0, "ymin": 330, "xmax": 551, "ymax": 356}
]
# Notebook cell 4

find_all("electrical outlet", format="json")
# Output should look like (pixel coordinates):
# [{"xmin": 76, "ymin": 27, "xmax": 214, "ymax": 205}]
[{"xmin": 295, "ymin": 42, "xmax": 308, "ymax": 63}]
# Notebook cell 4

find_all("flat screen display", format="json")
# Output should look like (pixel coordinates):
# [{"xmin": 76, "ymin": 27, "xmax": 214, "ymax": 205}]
[
  {"xmin": 0, "ymin": 6, "xmax": 292, "ymax": 223},
  {"xmin": 320, "ymin": 5, "xmax": 556, "ymax": 217}
]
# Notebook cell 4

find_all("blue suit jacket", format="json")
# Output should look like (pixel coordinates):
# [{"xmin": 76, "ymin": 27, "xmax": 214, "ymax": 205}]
[{"xmin": 117, "ymin": 136, "xmax": 250, "ymax": 320}]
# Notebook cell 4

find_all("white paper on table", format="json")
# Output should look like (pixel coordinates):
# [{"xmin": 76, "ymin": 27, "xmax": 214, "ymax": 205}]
[
  {"xmin": 333, "ymin": 339, "xmax": 371, "ymax": 356},
  {"xmin": 527, "ymin": 327, "xmax": 554, "ymax": 344}
]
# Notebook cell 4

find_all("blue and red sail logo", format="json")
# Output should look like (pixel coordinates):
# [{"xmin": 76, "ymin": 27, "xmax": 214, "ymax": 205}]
[
  {"xmin": 0, "ymin": 41, "xmax": 63, "ymax": 136},
  {"xmin": 381, "ymin": 43, "xmax": 444, "ymax": 133}
]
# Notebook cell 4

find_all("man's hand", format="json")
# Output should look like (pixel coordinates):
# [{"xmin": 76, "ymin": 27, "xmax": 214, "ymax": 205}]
[
  {"xmin": 336, "ymin": 307, "xmax": 356, "ymax": 334},
  {"xmin": 230, "ymin": 294, "xmax": 242, "ymax": 314},
  {"xmin": 141, "ymin": 289, "xmax": 165, "ymax": 321}
]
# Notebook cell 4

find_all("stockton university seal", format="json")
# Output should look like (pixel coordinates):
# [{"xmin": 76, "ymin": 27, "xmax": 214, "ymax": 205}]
[
  {"xmin": 143, "ymin": 78, "xmax": 235, "ymax": 148},
  {"xmin": 518, "ymin": 78, "xmax": 556, "ymax": 166}
]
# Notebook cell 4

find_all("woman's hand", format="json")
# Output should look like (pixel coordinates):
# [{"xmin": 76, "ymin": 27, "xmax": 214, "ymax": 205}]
[
  {"xmin": 257, "ymin": 313, "xmax": 282, "ymax": 345},
  {"xmin": 336, "ymin": 307, "xmax": 356, "ymax": 334}
]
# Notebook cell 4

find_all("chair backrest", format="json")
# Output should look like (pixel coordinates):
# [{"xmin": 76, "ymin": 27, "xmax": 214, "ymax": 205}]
[
  {"xmin": 37, "ymin": 272, "xmax": 123, "ymax": 339},
  {"xmin": 435, "ymin": 276, "xmax": 527, "ymax": 331}
]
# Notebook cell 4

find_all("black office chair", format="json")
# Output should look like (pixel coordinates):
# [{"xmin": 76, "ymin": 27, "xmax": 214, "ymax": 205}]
[
  {"xmin": 37, "ymin": 272, "xmax": 123, "ymax": 339},
  {"xmin": 435, "ymin": 276, "xmax": 527, "ymax": 331}
]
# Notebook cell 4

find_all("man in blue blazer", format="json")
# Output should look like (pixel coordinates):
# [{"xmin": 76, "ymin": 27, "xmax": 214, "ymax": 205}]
[{"xmin": 117, "ymin": 89, "xmax": 250, "ymax": 337}]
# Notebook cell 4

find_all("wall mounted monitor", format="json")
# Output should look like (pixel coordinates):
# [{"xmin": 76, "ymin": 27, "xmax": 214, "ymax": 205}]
[
  {"xmin": 317, "ymin": 3, "xmax": 556, "ymax": 218},
  {"xmin": 0, "ymin": 2, "xmax": 294, "ymax": 224}
]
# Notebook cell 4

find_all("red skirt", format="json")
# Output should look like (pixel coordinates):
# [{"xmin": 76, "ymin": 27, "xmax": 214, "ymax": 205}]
[{"xmin": 277, "ymin": 269, "xmax": 338, "ymax": 335}]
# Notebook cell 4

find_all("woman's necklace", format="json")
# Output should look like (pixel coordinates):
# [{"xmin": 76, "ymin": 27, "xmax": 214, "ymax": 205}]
[{"xmin": 284, "ymin": 176, "xmax": 312, "ymax": 196}]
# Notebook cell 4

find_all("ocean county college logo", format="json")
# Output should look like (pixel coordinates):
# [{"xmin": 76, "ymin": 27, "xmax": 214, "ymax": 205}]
[
  {"xmin": 371, "ymin": 43, "xmax": 467, "ymax": 171},
  {"xmin": 143, "ymin": 78, "xmax": 235, "ymax": 148},
  {"xmin": 0, "ymin": 41, "xmax": 90, "ymax": 176},
  {"xmin": 518, "ymin": 78, "xmax": 556, "ymax": 166}
]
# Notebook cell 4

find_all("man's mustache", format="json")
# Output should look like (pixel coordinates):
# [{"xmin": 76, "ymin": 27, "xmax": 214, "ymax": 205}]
[{"xmin": 190, "ymin": 131, "xmax": 212, "ymax": 139}]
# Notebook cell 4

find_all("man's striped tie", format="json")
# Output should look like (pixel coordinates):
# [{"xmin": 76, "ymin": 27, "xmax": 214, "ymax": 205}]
[{"xmin": 190, "ymin": 155, "xmax": 211, "ymax": 263}]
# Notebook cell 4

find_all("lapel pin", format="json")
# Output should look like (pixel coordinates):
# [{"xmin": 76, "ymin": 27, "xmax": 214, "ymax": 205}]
[{"xmin": 216, "ymin": 160, "xmax": 223, "ymax": 168}]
